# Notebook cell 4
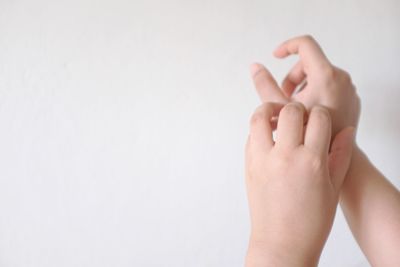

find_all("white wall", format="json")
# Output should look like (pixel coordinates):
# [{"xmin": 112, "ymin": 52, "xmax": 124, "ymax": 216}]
[{"xmin": 0, "ymin": 0, "xmax": 399, "ymax": 266}]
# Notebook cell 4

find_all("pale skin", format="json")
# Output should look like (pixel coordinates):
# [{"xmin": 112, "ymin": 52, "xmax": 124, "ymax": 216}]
[
  {"xmin": 245, "ymin": 102, "xmax": 355, "ymax": 267},
  {"xmin": 246, "ymin": 35, "xmax": 400, "ymax": 266}
]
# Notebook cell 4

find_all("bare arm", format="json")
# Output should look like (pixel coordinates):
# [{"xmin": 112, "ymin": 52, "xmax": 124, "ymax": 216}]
[
  {"xmin": 341, "ymin": 146, "xmax": 400, "ymax": 267},
  {"xmin": 251, "ymin": 35, "xmax": 400, "ymax": 266}
]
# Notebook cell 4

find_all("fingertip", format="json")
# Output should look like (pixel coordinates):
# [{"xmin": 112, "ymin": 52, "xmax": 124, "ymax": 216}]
[
  {"xmin": 272, "ymin": 47, "xmax": 282, "ymax": 58},
  {"xmin": 273, "ymin": 44, "xmax": 288, "ymax": 58},
  {"xmin": 250, "ymin": 63, "xmax": 264, "ymax": 77}
]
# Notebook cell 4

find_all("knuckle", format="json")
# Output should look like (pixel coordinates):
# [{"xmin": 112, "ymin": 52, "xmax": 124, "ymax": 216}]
[
  {"xmin": 340, "ymin": 69, "xmax": 352, "ymax": 84},
  {"xmin": 250, "ymin": 102, "xmax": 273, "ymax": 125},
  {"xmin": 322, "ymin": 65, "xmax": 336, "ymax": 80},
  {"xmin": 282, "ymin": 102, "xmax": 304, "ymax": 118},
  {"xmin": 250, "ymin": 111, "xmax": 265, "ymax": 126},
  {"xmin": 301, "ymin": 34, "xmax": 316, "ymax": 44},
  {"xmin": 250, "ymin": 103, "xmax": 272, "ymax": 126},
  {"xmin": 323, "ymin": 66, "xmax": 353, "ymax": 87},
  {"xmin": 309, "ymin": 155, "xmax": 325, "ymax": 173},
  {"xmin": 310, "ymin": 106, "xmax": 331, "ymax": 125},
  {"xmin": 302, "ymin": 150, "xmax": 325, "ymax": 173},
  {"xmin": 273, "ymin": 151, "xmax": 292, "ymax": 170}
]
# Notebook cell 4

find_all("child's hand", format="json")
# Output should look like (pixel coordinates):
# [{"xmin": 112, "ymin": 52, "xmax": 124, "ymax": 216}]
[
  {"xmin": 251, "ymin": 35, "xmax": 360, "ymax": 136},
  {"xmin": 245, "ymin": 102, "xmax": 355, "ymax": 267}
]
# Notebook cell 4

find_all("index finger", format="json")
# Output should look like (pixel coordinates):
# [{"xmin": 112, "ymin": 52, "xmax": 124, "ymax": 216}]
[
  {"xmin": 250, "ymin": 63, "xmax": 288, "ymax": 104},
  {"xmin": 273, "ymin": 35, "xmax": 331, "ymax": 73}
]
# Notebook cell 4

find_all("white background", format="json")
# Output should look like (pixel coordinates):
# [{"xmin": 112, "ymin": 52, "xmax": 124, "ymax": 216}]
[{"xmin": 0, "ymin": 0, "xmax": 399, "ymax": 266}]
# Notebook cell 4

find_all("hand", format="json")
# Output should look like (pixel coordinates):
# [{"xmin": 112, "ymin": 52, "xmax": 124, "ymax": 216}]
[
  {"xmin": 250, "ymin": 35, "xmax": 361, "ymax": 136},
  {"xmin": 245, "ymin": 102, "xmax": 355, "ymax": 267}
]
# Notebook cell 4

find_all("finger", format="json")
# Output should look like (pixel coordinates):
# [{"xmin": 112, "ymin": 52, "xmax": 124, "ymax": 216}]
[
  {"xmin": 250, "ymin": 63, "xmax": 288, "ymax": 103},
  {"xmin": 249, "ymin": 102, "xmax": 283, "ymax": 151},
  {"xmin": 304, "ymin": 106, "xmax": 332, "ymax": 157},
  {"xmin": 273, "ymin": 35, "xmax": 330, "ymax": 73},
  {"xmin": 281, "ymin": 61, "xmax": 306, "ymax": 98},
  {"xmin": 328, "ymin": 127, "xmax": 355, "ymax": 191},
  {"xmin": 275, "ymin": 102, "xmax": 306, "ymax": 149}
]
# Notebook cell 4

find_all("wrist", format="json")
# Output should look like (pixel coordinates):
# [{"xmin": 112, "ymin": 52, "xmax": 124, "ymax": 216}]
[{"xmin": 346, "ymin": 144, "xmax": 371, "ymax": 175}]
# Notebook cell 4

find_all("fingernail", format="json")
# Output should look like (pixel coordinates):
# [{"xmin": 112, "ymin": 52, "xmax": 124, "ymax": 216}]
[{"xmin": 250, "ymin": 63, "xmax": 264, "ymax": 77}]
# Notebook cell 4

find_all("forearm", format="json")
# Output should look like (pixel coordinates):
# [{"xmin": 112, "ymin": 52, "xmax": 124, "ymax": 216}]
[
  {"xmin": 340, "ymin": 145, "xmax": 400, "ymax": 266},
  {"xmin": 245, "ymin": 242, "xmax": 317, "ymax": 267},
  {"xmin": 245, "ymin": 234, "xmax": 319, "ymax": 267}
]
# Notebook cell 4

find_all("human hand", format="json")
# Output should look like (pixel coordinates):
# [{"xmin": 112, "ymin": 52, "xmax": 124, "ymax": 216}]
[
  {"xmin": 245, "ymin": 102, "xmax": 355, "ymax": 267},
  {"xmin": 250, "ymin": 35, "xmax": 360, "ymax": 136}
]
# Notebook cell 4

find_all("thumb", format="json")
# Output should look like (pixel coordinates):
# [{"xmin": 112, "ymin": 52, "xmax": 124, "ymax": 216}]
[
  {"xmin": 328, "ymin": 127, "xmax": 356, "ymax": 191},
  {"xmin": 250, "ymin": 63, "xmax": 289, "ymax": 104}
]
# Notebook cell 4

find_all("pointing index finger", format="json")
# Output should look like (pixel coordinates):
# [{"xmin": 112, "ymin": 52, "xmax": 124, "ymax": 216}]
[{"xmin": 250, "ymin": 63, "xmax": 288, "ymax": 104}]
